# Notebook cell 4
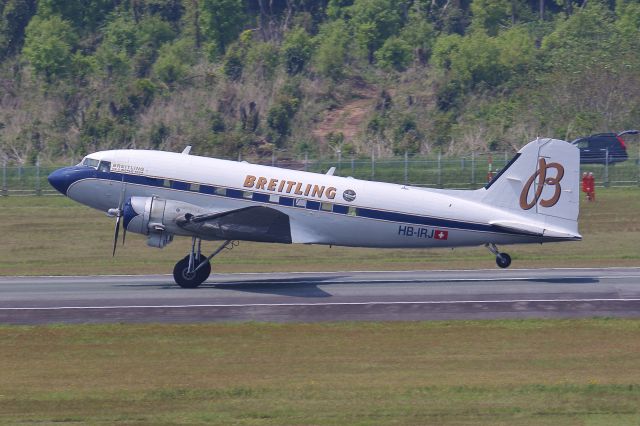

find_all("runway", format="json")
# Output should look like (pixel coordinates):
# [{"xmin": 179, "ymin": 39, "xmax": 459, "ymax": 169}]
[{"xmin": 1, "ymin": 268, "xmax": 639, "ymax": 324}]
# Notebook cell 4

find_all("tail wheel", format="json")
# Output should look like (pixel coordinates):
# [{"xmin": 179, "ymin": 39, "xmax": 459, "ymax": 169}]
[
  {"xmin": 173, "ymin": 255, "xmax": 211, "ymax": 288},
  {"xmin": 496, "ymin": 253, "xmax": 512, "ymax": 269}
]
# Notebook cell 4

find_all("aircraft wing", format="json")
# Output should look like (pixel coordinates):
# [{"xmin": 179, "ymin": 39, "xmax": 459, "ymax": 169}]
[{"xmin": 175, "ymin": 206, "xmax": 292, "ymax": 243}]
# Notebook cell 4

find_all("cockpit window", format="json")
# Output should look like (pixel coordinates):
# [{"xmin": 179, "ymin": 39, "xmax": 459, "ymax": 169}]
[
  {"xmin": 98, "ymin": 161, "xmax": 111, "ymax": 172},
  {"xmin": 82, "ymin": 157, "xmax": 100, "ymax": 168}
]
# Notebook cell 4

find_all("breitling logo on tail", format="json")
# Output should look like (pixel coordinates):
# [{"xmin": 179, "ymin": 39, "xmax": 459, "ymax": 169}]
[{"xmin": 519, "ymin": 158, "xmax": 565, "ymax": 210}]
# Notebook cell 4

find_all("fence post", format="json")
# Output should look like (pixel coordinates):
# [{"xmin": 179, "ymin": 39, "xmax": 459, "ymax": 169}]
[
  {"xmin": 304, "ymin": 152, "xmax": 308, "ymax": 172},
  {"xmin": 471, "ymin": 152, "xmax": 476, "ymax": 188},
  {"xmin": 371, "ymin": 147, "xmax": 375, "ymax": 180},
  {"xmin": 36, "ymin": 158, "xmax": 41, "ymax": 196},
  {"xmin": 604, "ymin": 148, "xmax": 609, "ymax": 188},
  {"xmin": 2, "ymin": 160, "xmax": 6, "ymax": 196},
  {"xmin": 404, "ymin": 151, "xmax": 408, "ymax": 186},
  {"xmin": 437, "ymin": 151, "xmax": 442, "ymax": 188}
]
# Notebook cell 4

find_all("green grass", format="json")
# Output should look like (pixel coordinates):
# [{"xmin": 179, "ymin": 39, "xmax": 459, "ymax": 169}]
[
  {"xmin": 1, "ymin": 192, "xmax": 639, "ymax": 424},
  {"xmin": 0, "ymin": 187, "xmax": 638, "ymax": 276},
  {"xmin": 2, "ymin": 319, "xmax": 640, "ymax": 424}
]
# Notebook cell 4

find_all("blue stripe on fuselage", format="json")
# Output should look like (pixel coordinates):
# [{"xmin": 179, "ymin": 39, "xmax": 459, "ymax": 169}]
[{"xmin": 72, "ymin": 170, "xmax": 520, "ymax": 236}]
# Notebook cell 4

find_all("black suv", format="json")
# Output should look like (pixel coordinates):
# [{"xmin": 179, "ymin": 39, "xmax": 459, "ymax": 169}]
[{"xmin": 571, "ymin": 130, "xmax": 637, "ymax": 164}]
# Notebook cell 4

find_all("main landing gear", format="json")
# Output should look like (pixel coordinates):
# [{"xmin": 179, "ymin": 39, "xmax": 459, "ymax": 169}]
[
  {"xmin": 173, "ymin": 237, "xmax": 238, "ymax": 288},
  {"xmin": 485, "ymin": 243, "xmax": 512, "ymax": 269}
]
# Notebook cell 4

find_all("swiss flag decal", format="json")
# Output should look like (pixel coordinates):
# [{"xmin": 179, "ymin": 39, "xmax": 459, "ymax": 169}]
[{"xmin": 434, "ymin": 230, "xmax": 448, "ymax": 240}]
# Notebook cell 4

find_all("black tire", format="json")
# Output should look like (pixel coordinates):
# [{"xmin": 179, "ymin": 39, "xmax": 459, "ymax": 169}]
[
  {"xmin": 173, "ymin": 255, "xmax": 211, "ymax": 288},
  {"xmin": 496, "ymin": 253, "xmax": 512, "ymax": 269}
]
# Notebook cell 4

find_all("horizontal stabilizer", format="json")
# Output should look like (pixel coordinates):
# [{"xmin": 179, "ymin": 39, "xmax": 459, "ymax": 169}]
[{"xmin": 489, "ymin": 220, "xmax": 581, "ymax": 240}]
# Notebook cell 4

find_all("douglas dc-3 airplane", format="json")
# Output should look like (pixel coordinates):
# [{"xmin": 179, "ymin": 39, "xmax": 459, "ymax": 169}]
[{"xmin": 48, "ymin": 137, "xmax": 581, "ymax": 288}]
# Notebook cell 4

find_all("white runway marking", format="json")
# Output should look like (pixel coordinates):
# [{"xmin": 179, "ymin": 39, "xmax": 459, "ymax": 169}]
[{"xmin": 3, "ymin": 298, "xmax": 640, "ymax": 311}]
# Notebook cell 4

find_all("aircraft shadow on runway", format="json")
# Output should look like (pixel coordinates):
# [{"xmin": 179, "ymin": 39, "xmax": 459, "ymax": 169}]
[
  {"xmin": 119, "ymin": 276, "xmax": 344, "ymax": 298},
  {"xmin": 204, "ymin": 276, "xmax": 348, "ymax": 297}
]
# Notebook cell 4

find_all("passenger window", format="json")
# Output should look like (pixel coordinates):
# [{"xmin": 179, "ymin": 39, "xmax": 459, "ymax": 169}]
[
  {"xmin": 269, "ymin": 194, "xmax": 280, "ymax": 203},
  {"xmin": 321, "ymin": 202, "xmax": 332, "ymax": 212},
  {"xmin": 98, "ymin": 161, "xmax": 111, "ymax": 172},
  {"xmin": 215, "ymin": 187, "xmax": 226, "ymax": 196},
  {"xmin": 163, "ymin": 180, "xmax": 171, "ymax": 188},
  {"xmin": 295, "ymin": 199, "xmax": 307, "ymax": 207},
  {"xmin": 190, "ymin": 183, "xmax": 200, "ymax": 192},
  {"xmin": 243, "ymin": 191, "xmax": 253, "ymax": 199},
  {"xmin": 348, "ymin": 207, "xmax": 357, "ymax": 216}
]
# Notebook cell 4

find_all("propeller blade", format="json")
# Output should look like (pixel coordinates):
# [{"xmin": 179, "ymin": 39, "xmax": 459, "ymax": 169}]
[
  {"xmin": 112, "ymin": 178, "xmax": 127, "ymax": 255},
  {"xmin": 122, "ymin": 226, "xmax": 127, "ymax": 246},
  {"xmin": 112, "ymin": 214, "xmax": 121, "ymax": 257},
  {"xmin": 117, "ymin": 177, "xmax": 126, "ymax": 208}
]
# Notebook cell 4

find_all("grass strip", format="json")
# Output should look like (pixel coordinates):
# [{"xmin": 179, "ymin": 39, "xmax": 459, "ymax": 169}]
[{"xmin": 1, "ymin": 319, "xmax": 640, "ymax": 425}]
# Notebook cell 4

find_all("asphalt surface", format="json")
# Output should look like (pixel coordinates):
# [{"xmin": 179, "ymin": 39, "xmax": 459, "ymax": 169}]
[{"xmin": 1, "ymin": 268, "xmax": 639, "ymax": 324}]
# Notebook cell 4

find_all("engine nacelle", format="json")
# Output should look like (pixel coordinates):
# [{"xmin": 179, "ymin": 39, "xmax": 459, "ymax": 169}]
[
  {"xmin": 123, "ymin": 196, "xmax": 208, "ymax": 248},
  {"xmin": 146, "ymin": 232, "xmax": 174, "ymax": 248}
]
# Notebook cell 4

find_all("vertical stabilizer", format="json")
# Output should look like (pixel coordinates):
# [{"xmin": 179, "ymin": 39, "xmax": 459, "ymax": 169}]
[{"xmin": 481, "ymin": 138, "xmax": 580, "ymax": 236}]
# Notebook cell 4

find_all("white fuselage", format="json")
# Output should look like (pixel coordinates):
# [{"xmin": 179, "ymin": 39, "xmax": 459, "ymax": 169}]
[{"xmin": 61, "ymin": 149, "xmax": 568, "ymax": 249}]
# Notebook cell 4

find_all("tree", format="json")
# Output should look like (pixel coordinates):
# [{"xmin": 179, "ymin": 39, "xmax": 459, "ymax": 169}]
[
  {"xmin": 153, "ymin": 38, "xmax": 195, "ymax": 84},
  {"xmin": 433, "ymin": 32, "xmax": 508, "ymax": 91},
  {"xmin": 246, "ymin": 41, "xmax": 280, "ymax": 79},
  {"xmin": 37, "ymin": 0, "xmax": 115, "ymax": 32},
  {"xmin": 101, "ymin": 13, "xmax": 139, "ymax": 56},
  {"xmin": 615, "ymin": 2, "xmax": 640, "ymax": 50},
  {"xmin": 496, "ymin": 26, "xmax": 536, "ymax": 75},
  {"xmin": 200, "ymin": 0, "xmax": 245, "ymax": 54},
  {"xmin": 375, "ymin": 36, "xmax": 412, "ymax": 71},
  {"xmin": 223, "ymin": 45, "xmax": 245, "ymax": 80},
  {"xmin": 22, "ymin": 15, "xmax": 77, "ymax": 80},
  {"xmin": 542, "ymin": 3, "xmax": 616, "ymax": 71},
  {"xmin": 350, "ymin": 0, "xmax": 402, "ymax": 62},
  {"xmin": 94, "ymin": 13, "xmax": 138, "ymax": 77},
  {"xmin": 0, "ymin": 0, "xmax": 36, "ymax": 58},
  {"xmin": 393, "ymin": 114, "xmax": 422, "ymax": 154},
  {"xmin": 282, "ymin": 27, "xmax": 313, "ymax": 75},
  {"xmin": 137, "ymin": 15, "xmax": 177, "ymax": 49},
  {"xmin": 314, "ymin": 19, "xmax": 350, "ymax": 80},
  {"xmin": 267, "ymin": 91, "xmax": 300, "ymax": 146},
  {"xmin": 400, "ymin": 5, "xmax": 435, "ymax": 64},
  {"xmin": 327, "ymin": 0, "xmax": 355, "ymax": 20},
  {"xmin": 470, "ymin": 0, "xmax": 513, "ymax": 36}
]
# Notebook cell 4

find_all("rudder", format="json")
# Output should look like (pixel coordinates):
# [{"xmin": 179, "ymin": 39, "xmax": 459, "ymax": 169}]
[{"xmin": 481, "ymin": 138, "xmax": 580, "ymax": 235}]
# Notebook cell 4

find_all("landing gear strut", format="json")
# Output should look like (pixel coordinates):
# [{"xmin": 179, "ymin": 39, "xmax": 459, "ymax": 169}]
[
  {"xmin": 485, "ymin": 243, "xmax": 511, "ymax": 269},
  {"xmin": 173, "ymin": 237, "xmax": 237, "ymax": 288}
]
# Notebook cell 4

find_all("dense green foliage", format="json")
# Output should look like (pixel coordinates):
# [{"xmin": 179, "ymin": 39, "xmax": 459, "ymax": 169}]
[{"xmin": 0, "ymin": 0, "xmax": 639, "ymax": 164}]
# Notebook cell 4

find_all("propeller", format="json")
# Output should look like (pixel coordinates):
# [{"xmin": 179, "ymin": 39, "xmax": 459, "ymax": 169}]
[
  {"xmin": 108, "ymin": 178, "xmax": 127, "ymax": 256},
  {"xmin": 112, "ymin": 211, "xmax": 122, "ymax": 256}
]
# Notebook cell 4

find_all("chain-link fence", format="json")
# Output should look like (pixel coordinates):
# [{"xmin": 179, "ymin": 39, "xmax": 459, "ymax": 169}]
[{"xmin": 2, "ymin": 151, "xmax": 640, "ymax": 196}]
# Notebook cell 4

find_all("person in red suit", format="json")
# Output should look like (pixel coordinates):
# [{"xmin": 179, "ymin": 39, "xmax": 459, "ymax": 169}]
[
  {"xmin": 581, "ymin": 172, "xmax": 589, "ymax": 200},
  {"xmin": 586, "ymin": 172, "xmax": 596, "ymax": 201}
]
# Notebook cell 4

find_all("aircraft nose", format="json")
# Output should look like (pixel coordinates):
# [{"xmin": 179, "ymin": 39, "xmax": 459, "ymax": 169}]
[{"xmin": 47, "ymin": 167, "xmax": 76, "ymax": 195}]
